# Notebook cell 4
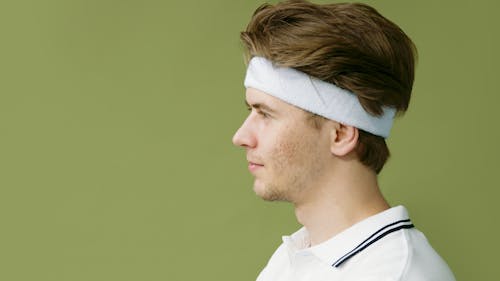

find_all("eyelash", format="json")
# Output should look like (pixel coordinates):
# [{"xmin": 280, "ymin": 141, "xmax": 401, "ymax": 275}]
[
  {"xmin": 246, "ymin": 107, "xmax": 269, "ymax": 118},
  {"xmin": 258, "ymin": 111, "xmax": 269, "ymax": 118}
]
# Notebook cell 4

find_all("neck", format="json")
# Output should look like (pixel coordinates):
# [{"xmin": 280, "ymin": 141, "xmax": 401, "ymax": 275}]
[{"xmin": 293, "ymin": 160, "xmax": 389, "ymax": 246}]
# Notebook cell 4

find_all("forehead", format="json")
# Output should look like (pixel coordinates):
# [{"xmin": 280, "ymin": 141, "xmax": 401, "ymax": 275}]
[{"xmin": 245, "ymin": 87, "xmax": 278, "ymax": 104}]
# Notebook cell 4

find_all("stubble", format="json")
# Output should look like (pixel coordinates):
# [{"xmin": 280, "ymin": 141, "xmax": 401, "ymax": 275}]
[{"xmin": 258, "ymin": 123, "xmax": 325, "ymax": 203}]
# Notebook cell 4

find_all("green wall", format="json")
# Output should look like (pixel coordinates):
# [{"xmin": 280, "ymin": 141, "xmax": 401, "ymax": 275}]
[{"xmin": 0, "ymin": 0, "xmax": 497, "ymax": 280}]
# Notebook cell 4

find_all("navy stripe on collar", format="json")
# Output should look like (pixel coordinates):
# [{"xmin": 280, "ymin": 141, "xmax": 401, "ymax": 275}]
[{"xmin": 332, "ymin": 219, "xmax": 414, "ymax": 267}]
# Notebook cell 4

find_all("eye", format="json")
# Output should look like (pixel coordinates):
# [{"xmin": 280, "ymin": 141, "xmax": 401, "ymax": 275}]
[
  {"xmin": 258, "ymin": 110, "xmax": 269, "ymax": 118},
  {"xmin": 245, "ymin": 104, "xmax": 271, "ymax": 119}
]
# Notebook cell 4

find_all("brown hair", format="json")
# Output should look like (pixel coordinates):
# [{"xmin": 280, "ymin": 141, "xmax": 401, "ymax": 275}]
[{"xmin": 241, "ymin": 0, "xmax": 417, "ymax": 173}]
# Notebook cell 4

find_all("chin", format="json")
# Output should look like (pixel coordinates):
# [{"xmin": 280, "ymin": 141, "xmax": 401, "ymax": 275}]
[
  {"xmin": 253, "ymin": 180, "xmax": 289, "ymax": 202},
  {"xmin": 252, "ymin": 180, "xmax": 267, "ymax": 198}
]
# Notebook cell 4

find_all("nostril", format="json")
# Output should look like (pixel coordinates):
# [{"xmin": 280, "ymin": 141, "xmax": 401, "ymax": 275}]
[
  {"xmin": 232, "ymin": 117, "xmax": 257, "ymax": 148},
  {"xmin": 232, "ymin": 128, "xmax": 253, "ymax": 148}
]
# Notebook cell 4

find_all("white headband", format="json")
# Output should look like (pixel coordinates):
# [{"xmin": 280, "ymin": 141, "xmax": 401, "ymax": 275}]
[{"xmin": 244, "ymin": 57, "xmax": 396, "ymax": 138}]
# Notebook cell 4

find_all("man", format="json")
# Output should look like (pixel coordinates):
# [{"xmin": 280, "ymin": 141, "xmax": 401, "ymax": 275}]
[{"xmin": 232, "ymin": 1, "xmax": 456, "ymax": 280}]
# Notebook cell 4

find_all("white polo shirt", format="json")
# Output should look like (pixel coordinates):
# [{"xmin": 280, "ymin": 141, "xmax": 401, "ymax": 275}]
[{"xmin": 256, "ymin": 206, "xmax": 455, "ymax": 281}]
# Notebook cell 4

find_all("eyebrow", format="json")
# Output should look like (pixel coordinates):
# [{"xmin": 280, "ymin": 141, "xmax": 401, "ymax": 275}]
[{"xmin": 245, "ymin": 100, "xmax": 277, "ymax": 114}]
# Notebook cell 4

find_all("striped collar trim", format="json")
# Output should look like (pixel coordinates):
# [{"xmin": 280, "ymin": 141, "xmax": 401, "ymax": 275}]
[
  {"xmin": 332, "ymin": 218, "xmax": 414, "ymax": 267},
  {"xmin": 284, "ymin": 206, "xmax": 413, "ymax": 268}
]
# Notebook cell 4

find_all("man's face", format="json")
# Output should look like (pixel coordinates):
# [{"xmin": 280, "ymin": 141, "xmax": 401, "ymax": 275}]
[{"xmin": 232, "ymin": 88, "xmax": 331, "ymax": 203}]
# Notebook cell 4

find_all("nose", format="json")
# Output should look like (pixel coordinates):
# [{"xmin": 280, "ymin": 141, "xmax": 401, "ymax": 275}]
[{"xmin": 232, "ymin": 116, "xmax": 257, "ymax": 148}]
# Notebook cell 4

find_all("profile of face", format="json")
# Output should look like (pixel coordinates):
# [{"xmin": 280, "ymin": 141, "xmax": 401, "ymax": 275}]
[{"xmin": 232, "ymin": 88, "xmax": 333, "ymax": 203}]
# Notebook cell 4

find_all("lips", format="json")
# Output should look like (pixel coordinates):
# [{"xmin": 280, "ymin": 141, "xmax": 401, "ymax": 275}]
[{"xmin": 247, "ymin": 161, "xmax": 264, "ymax": 172}]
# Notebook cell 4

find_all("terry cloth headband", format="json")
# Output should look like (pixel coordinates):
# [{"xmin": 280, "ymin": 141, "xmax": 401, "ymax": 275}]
[{"xmin": 244, "ymin": 56, "xmax": 396, "ymax": 138}]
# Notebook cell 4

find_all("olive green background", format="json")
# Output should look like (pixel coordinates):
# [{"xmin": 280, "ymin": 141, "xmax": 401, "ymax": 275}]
[{"xmin": 0, "ymin": 0, "xmax": 498, "ymax": 280}]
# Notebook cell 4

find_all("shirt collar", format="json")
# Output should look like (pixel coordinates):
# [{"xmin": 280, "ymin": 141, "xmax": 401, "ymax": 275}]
[{"xmin": 282, "ymin": 205, "xmax": 413, "ymax": 267}]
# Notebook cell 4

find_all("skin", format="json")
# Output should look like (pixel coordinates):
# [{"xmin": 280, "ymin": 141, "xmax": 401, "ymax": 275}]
[
  {"xmin": 233, "ymin": 87, "xmax": 390, "ymax": 246},
  {"xmin": 233, "ymin": 88, "xmax": 331, "ymax": 203}
]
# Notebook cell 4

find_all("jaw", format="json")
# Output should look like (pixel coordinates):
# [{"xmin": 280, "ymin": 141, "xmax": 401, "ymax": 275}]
[{"xmin": 253, "ymin": 178, "xmax": 285, "ymax": 202}]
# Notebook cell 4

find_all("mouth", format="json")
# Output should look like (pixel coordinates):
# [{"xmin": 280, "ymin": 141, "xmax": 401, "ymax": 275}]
[{"xmin": 248, "ymin": 161, "xmax": 264, "ymax": 172}]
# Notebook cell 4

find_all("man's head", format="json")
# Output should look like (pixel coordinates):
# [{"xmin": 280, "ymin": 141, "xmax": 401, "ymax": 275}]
[{"xmin": 233, "ymin": 0, "xmax": 416, "ymax": 201}]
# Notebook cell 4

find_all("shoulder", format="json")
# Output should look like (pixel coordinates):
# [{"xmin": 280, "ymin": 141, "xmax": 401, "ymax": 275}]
[
  {"xmin": 342, "ymin": 228, "xmax": 456, "ymax": 281},
  {"xmin": 398, "ymin": 229, "xmax": 456, "ymax": 281}
]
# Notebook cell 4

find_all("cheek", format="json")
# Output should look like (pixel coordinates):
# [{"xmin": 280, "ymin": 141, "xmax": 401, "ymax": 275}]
[{"xmin": 270, "ymin": 132, "xmax": 309, "ymax": 170}]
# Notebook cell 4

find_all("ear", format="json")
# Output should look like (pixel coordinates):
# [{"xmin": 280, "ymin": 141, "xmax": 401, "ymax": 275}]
[{"xmin": 329, "ymin": 123, "xmax": 359, "ymax": 157}]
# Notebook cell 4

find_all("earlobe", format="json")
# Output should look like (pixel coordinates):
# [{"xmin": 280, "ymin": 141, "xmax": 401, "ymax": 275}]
[{"xmin": 329, "ymin": 124, "xmax": 359, "ymax": 157}]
